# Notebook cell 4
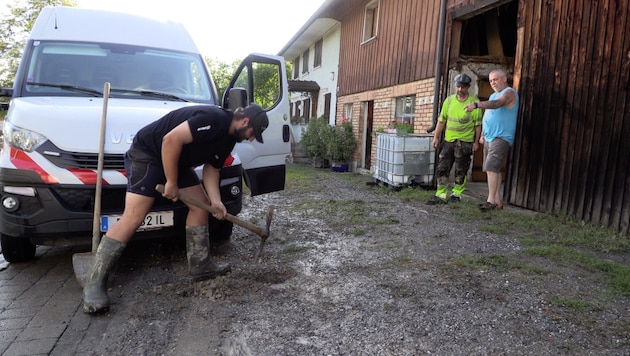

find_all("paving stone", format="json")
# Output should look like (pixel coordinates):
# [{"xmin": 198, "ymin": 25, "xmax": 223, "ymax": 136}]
[{"xmin": 2, "ymin": 337, "xmax": 57, "ymax": 356}]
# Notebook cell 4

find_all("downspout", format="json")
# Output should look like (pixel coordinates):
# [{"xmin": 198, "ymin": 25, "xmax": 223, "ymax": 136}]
[{"xmin": 426, "ymin": 0, "xmax": 448, "ymax": 133}]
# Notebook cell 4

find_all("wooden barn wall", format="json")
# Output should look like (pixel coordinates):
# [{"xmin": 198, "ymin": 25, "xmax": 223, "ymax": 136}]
[
  {"xmin": 509, "ymin": 0, "xmax": 630, "ymax": 234},
  {"xmin": 337, "ymin": 0, "xmax": 440, "ymax": 96}
]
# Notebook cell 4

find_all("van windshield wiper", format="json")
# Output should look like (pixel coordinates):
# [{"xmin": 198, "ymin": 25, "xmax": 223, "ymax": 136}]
[
  {"xmin": 111, "ymin": 88, "xmax": 190, "ymax": 102},
  {"xmin": 26, "ymin": 82, "xmax": 102, "ymax": 97}
]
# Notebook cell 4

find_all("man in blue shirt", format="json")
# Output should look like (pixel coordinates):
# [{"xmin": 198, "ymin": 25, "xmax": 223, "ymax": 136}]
[{"xmin": 465, "ymin": 69, "xmax": 519, "ymax": 211}]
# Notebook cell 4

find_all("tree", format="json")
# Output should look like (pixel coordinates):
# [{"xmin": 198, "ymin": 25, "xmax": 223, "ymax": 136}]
[
  {"xmin": 0, "ymin": 0, "xmax": 76, "ymax": 88},
  {"xmin": 205, "ymin": 57, "xmax": 241, "ymax": 105}
]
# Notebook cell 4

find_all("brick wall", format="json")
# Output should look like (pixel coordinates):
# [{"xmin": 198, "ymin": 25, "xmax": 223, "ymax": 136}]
[{"xmin": 335, "ymin": 78, "xmax": 436, "ymax": 170}]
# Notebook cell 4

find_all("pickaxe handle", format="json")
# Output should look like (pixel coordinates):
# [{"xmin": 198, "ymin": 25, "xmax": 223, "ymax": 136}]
[{"xmin": 155, "ymin": 184, "xmax": 266, "ymax": 238}]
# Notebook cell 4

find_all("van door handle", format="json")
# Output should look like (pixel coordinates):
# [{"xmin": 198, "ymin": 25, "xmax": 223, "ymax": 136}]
[{"xmin": 282, "ymin": 124, "xmax": 290, "ymax": 142}]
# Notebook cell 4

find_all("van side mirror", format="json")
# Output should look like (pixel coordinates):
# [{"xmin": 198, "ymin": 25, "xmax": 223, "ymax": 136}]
[{"xmin": 224, "ymin": 88, "xmax": 247, "ymax": 111}]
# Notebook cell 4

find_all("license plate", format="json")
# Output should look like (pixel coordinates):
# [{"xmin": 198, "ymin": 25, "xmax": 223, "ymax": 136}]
[{"xmin": 100, "ymin": 211, "xmax": 174, "ymax": 232}]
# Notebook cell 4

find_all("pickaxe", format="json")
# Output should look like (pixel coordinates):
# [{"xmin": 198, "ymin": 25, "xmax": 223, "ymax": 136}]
[{"xmin": 155, "ymin": 184, "xmax": 273, "ymax": 262}]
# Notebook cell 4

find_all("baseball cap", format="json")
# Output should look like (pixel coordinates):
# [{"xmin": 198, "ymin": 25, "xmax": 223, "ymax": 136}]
[
  {"xmin": 455, "ymin": 73, "xmax": 472, "ymax": 87},
  {"xmin": 243, "ymin": 104, "xmax": 269, "ymax": 143}
]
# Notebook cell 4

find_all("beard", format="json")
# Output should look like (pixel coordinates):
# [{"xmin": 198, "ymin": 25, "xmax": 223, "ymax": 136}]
[{"xmin": 234, "ymin": 126, "xmax": 250, "ymax": 142}]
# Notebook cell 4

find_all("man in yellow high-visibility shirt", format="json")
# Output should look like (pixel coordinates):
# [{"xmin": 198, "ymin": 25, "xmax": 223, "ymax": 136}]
[{"xmin": 426, "ymin": 73, "xmax": 482, "ymax": 205}]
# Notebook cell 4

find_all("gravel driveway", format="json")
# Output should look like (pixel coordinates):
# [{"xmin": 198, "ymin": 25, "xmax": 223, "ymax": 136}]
[{"xmin": 85, "ymin": 163, "xmax": 629, "ymax": 355}]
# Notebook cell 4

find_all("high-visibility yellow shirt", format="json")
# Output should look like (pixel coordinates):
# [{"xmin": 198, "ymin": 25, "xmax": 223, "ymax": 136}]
[{"xmin": 439, "ymin": 94, "xmax": 482, "ymax": 143}]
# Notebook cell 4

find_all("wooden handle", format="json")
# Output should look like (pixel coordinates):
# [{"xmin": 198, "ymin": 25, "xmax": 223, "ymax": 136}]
[
  {"xmin": 92, "ymin": 82, "xmax": 111, "ymax": 253},
  {"xmin": 155, "ymin": 184, "xmax": 264, "ymax": 236}
]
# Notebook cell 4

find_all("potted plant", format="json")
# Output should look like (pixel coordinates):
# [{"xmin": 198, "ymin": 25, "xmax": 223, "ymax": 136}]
[
  {"xmin": 388, "ymin": 119, "xmax": 414, "ymax": 134},
  {"xmin": 326, "ymin": 119, "xmax": 357, "ymax": 172},
  {"xmin": 301, "ymin": 116, "xmax": 331, "ymax": 168}
]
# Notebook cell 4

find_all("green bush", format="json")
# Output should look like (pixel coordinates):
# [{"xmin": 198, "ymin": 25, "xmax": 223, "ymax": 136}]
[
  {"xmin": 326, "ymin": 120, "xmax": 357, "ymax": 163},
  {"xmin": 301, "ymin": 116, "xmax": 331, "ymax": 158}
]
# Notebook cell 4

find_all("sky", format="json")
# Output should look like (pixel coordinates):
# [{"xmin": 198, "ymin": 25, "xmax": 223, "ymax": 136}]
[{"xmin": 74, "ymin": 0, "xmax": 327, "ymax": 62}]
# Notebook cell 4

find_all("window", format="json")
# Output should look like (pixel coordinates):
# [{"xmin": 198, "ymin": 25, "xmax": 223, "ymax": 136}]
[
  {"xmin": 362, "ymin": 0, "xmax": 380, "ymax": 42},
  {"xmin": 303, "ymin": 98, "xmax": 311, "ymax": 122},
  {"xmin": 344, "ymin": 103, "xmax": 353, "ymax": 121},
  {"xmin": 302, "ymin": 49, "xmax": 309, "ymax": 74},
  {"xmin": 314, "ymin": 39, "xmax": 323, "ymax": 67},
  {"xmin": 293, "ymin": 57, "xmax": 300, "ymax": 79},
  {"xmin": 233, "ymin": 61, "xmax": 282, "ymax": 109},
  {"xmin": 24, "ymin": 41, "xmax": 214, "ymax": 102},
  {"xmin": 394, "ymin": 95, "xmax": 415, "ymax": 125}
]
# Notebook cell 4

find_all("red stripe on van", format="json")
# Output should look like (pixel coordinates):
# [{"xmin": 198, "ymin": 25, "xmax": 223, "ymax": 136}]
[
  {"xmin": 223, "ymin": 154, "xmax": 234, "ymax": 167},
  {"xmin": 68, "ymin": 169, "xmax": 110, "ymax": 185},
  {"xmin": 9, "ymin": 147, "xmax": 59, "ymax": 184}
]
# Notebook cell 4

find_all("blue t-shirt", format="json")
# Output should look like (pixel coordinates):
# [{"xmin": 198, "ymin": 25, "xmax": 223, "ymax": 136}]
[{"xmin": 482, "ymin": 87, "xmax": 519, "ymax": 146}]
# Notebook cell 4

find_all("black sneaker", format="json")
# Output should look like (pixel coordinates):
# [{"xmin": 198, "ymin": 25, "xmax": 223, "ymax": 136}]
[
  {"xmin": 449, "ymin": 196, "xmax": 461, "ymax": 203},
  {"xmin": 425, "ymin": 196, "xmax": 447, "ymax": 205}
]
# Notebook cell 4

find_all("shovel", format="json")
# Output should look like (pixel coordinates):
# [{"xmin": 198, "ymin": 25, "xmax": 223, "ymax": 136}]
[{"xmin": 73, "ymin": 82, "xmax": 110, "ymax": 288}]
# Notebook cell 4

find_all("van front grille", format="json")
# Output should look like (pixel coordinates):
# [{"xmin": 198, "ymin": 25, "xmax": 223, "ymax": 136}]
[{"xmin": 36, "ymin": 140, "xmax": 125, "ymax": 170}]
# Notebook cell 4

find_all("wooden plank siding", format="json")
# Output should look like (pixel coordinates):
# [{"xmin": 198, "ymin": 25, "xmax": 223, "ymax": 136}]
[
  {"xmin": 509, "ymin": 0, "xmax": 630, "ymax": 234},
  {"xmin": 337, "ymin": 0, "xmax": 439, "ymax": 96}
]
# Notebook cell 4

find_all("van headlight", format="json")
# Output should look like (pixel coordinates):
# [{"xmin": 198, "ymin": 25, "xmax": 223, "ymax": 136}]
[{"xmin": 3, "ymin": 121, "xmax": 47, "ymax": 152}]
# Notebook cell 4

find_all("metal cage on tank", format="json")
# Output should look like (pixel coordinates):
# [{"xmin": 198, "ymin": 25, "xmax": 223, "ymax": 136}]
[{"xmin": 373, "ymin": 133, "xmax": 435, "ymax": 189}]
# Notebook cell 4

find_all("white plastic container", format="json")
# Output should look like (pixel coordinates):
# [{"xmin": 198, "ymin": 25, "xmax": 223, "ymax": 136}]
[{"xmin": 373, "ymin": 133, "xmax": 435, "ymax": 188}]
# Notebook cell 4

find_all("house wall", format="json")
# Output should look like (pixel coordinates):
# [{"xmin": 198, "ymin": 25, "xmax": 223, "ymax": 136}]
[
  {"xmin": 336, "ymin": 0, "xmax": 440, "ymax": 96},
  {"xmin": 337, "ymin": 78, "xmax": 434, "ymax": 167},
  {"xmin": 289, "ymin": 24, "xmax": 341, "ymax": 143},
  {"xmin": 318, "ymin": 26, "xmax": 341, "ymax": 123}
]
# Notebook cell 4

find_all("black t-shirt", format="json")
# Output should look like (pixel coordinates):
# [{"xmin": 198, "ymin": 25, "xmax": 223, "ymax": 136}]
[{"xmin": 131, "ymin": 105, "xmax": 237, "ymax": 169}]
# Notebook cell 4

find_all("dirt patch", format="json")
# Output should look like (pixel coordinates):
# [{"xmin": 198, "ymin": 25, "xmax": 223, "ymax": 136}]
[{"xmin": 91, "ymin": 164, "xmax": 630, "ymax": 355}]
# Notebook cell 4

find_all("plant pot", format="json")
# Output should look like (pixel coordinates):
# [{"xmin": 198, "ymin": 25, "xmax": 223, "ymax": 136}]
[
  {"xmin": 312, "ymin": 157, "xmax": 330, "ymax": 168},
  {"xmin": 331, "ymin": 162, "xmax": 349, "ymax": 172}
]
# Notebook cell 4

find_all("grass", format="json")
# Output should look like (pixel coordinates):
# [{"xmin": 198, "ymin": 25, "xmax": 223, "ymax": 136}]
[
  {"xmin": 287, "ymin": 164, "xmax": 630, "ymax": 298},
  {"xmin": 550, "ymin": 295, "xmax": 604, "ymax": 312},
  {"xmin": 294, "ymin": 197, "xmax": 399, "ymax": 228},
  {"xmin": 281, "ymin": 245, "xmax": 312, "ymax": 254}
]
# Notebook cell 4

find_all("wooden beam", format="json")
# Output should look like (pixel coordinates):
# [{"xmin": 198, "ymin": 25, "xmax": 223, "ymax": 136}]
[
  {"xmin": 453, "ymin": 0, "xmax": 513, "ymax": 20},
  {"xmin": 485, "ymin": 10, "xmax": 504, "ymax": 56},
  {"xmin": 512, "ymin": 26, "xmax": 524, "ymax": 90}
]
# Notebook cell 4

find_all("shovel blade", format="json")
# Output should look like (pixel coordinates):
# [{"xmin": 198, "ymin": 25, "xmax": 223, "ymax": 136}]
[{"xmin": 72, "ymin": 252, "xmax": 95, "ymax": 288}]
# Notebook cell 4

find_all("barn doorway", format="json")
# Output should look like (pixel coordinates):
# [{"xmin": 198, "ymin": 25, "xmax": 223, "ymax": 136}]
[{"xmin": 450, "ymin": 0, "xmax": 519, "ymax": 182}]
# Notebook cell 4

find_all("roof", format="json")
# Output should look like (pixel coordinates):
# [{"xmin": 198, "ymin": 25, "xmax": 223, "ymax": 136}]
[
  {"xmin": 30, "ymin": 6, "xmax": 199, "ymax": 53},
  {"xmin": 288, "ymin": 80, "xmax": 320, "ymax": 92},
  {"xmin": 277, "ymin": 0, "xmax": 344, "ymax": 59}
]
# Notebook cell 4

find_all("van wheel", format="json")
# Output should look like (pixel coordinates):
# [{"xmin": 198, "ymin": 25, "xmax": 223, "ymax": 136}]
[{"xmin": 0, "ymin": 234, "xmax": 37, "ymax": 262}]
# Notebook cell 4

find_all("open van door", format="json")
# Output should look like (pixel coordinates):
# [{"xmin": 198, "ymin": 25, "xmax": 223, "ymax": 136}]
[{"xmin": 224, "ymin": 54, "xmax": 291, "ymax": 196}]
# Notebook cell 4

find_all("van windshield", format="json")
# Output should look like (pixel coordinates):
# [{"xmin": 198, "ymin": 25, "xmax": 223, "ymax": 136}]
[{"xmin": 22, "ymin": 41, "xmax": 216, "ymax": 103}]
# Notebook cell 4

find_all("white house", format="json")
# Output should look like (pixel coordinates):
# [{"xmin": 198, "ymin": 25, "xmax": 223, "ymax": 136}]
[{"xmin": 277, "ymin": 5, "xmax": 340, "ymax": 143}]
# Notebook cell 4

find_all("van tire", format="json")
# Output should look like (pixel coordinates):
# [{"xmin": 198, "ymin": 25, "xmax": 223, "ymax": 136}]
[{"xmin": 1, "ymin": 234, "xmax": 37, "ymax": 262}]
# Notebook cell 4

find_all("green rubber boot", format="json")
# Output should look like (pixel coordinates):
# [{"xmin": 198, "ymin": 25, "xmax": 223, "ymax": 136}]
[
  {"xmin": 82, "ymin": 235, "xmax": 126, "ymax": 314},
  {"xmin": 186, "ymin": 225, "xmax": 231, "ymax": 281}
]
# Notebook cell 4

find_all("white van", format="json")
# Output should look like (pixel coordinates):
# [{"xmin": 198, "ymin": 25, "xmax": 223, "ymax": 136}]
[{"xmin": 0, "ymin": 6, "xmax": 291, "ymax": 262}]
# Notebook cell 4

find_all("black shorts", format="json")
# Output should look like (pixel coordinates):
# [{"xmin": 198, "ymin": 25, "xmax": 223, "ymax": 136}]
[{"xmin": 125, "ymin": 147, "xmax": 200, "ymax": 198}]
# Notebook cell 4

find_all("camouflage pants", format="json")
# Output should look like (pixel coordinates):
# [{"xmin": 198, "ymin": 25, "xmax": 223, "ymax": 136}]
[{"xmin": 435, "ymin": 140, "xmax": 473, "ymax": 198}]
